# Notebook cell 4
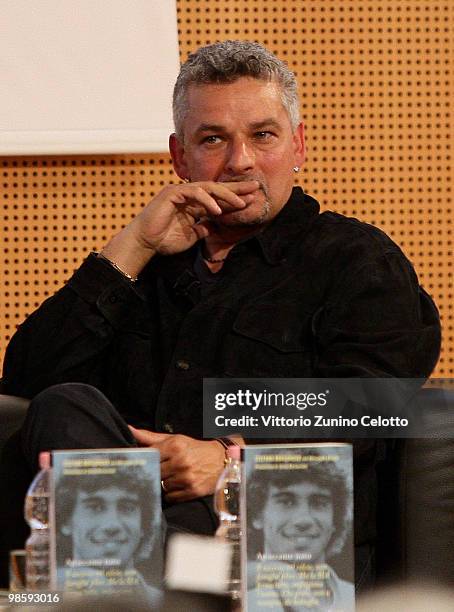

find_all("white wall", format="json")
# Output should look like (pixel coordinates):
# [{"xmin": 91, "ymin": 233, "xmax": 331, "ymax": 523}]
[{"xmin": 0, "ymin": 0, "xmax": 180, "ymax": 154}]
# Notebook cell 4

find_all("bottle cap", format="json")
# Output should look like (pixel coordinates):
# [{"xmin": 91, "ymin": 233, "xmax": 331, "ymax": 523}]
[
  {"xmin": 228, "ymin": 445, "xmax": 241, "ymax": 460},
  {"xmin": 38, "ymin": 451, "xmax": 51, "ymax": 470}
]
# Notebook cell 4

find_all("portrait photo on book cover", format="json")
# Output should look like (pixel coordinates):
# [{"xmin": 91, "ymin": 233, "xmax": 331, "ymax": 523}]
[
  {"xmin": 53, "ymin": 451, "xmax": 163, "ymax": 603},
  {"xmin": 245, "ymin": 446, "xmax": 354, "ymax": 610}
]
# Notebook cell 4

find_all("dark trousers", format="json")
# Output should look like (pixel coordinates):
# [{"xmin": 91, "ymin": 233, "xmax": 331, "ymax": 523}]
[{"xmin": 22, "ymin": 382, "xmax": 219, "ymax": 536}]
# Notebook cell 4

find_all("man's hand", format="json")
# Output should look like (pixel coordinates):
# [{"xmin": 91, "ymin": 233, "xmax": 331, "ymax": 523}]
[
  {"xmin": 128, "ymin": 426, "xmax": 226, "ymax": 502},
  {"xmin": 131, "ymin": 180, "xmax": 259, "ymax": 255},
  {"xmin": 100, "ymin": 180, "xmax": 259, "ymax": 279}
]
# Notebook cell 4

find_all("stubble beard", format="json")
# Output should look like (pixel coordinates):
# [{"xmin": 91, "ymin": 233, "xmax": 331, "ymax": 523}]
[{"xmin": 216, "ymin": 176, "xmax": 272, "ymax": 228}]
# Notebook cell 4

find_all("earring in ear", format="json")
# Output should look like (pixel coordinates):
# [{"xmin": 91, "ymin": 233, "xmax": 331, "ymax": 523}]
[{"xmin": 293, "ymin": 166, "xmax": 300, "ymax": 172}]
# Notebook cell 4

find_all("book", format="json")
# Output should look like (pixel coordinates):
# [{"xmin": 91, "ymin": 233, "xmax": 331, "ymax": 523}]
[
  {"xmin": 242, "ymin": 443, "xmax": 354, "ymax": 612},
  {"xmin": 49, "ymin": 448, "xmax": 163, "ymax": 606}
]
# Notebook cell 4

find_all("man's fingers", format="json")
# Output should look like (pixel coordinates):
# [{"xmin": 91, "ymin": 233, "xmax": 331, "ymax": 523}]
[
  {"xmin": 192, "ymin": 219, "xmax": 213, "ymax": 240},
  {"xmin": 163, "ymin": 488, "xmax": 193, "ymax": 502},
  {"xmin": 170, "ymin": 180, "xmax": 261, "ymax": 222},
  {"xmin": 207, "ymin": 180, "xmax": 260, "ymax": 211},
  {"xmin": 220, "ymin": 180, "xmax": 261, "ymax": 194},
  {"xmin": 129, "ymin": 430, "xmax": 225, "ymax": 502},
  {"xmin": 161, "ymin": 477, "xmax": 203, "ymax": 502},
  {"xmin": 159, "ymin": 471, "xmax": 184, "ymax": 490},
  {"xmin": 128, "ymin": 425, "xmax": 169, "ymax": 446},
  {"xmin": 176, "ymin": 185, "xmax": 223, "ymax": 216},
  {"xmin": 185, "ymin": 180, "xmax": 260, "ymax": 213}
]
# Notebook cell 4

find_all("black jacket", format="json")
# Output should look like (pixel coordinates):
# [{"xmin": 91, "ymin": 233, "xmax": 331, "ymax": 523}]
[
  {"xmin": 2, "ymin": 187, "xmax": 441, "ymax": 548},
  {"xmin": 3, "ymin": 187, "xmax": 441, "ymax": 434}
]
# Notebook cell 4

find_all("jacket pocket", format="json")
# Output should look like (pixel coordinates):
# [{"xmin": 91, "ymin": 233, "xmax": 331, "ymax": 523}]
[{"xmin": 221, "ymin": 302, "xmax": 313, "ymax": 377}]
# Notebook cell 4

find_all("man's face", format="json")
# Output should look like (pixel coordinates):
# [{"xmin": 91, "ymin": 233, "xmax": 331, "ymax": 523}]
[
  {"xmin": 253, "ymin": 481, "xmax": 335, "ymax": 563},
  {"xmin": 170, "ymin": 77, "xmax": 305, "ymax": 228},
  {"xmin": 62, "ymin": 486, "xmax": 143, "ymax": 567}
]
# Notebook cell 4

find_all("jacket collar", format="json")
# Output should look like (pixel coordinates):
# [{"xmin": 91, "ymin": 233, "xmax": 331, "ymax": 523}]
[
  {"xmin": 254, "ymin": 186, "xmax": 320, "ymax": 264},
  {"xmin": 150, "ymin": 186, "xmax": 320, "ymax": 283}
]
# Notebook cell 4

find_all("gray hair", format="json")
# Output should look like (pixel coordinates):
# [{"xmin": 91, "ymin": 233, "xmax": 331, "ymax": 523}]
[{"xmin": 173, "ymin": 40, "xmax": 300, "ymax": 140}]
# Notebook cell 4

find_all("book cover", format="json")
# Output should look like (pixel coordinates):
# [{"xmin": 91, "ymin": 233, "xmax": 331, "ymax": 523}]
[
  {"xmin": 49, "ymin": 448, "xmax": 163, "ymax": 606},
  {"xmin": 242, "ymin": 443, "xmax": 354, "ymax": 612}
]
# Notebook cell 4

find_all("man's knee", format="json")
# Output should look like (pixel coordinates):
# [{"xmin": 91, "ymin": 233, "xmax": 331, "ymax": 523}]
[
  {"xmin": 27, "ymin": 382, "xmax": 112, "ymax": 421},
  {"xmin": 21, "ymin": 383, "xmax": 120, "ymax": 470},
  {"xmin": 21, "ymin": 383, "xmax": 134, "ymax": 471}
]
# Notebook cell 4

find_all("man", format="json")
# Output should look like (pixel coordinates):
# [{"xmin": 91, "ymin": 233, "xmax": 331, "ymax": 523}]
[
  {"xmin": 2, "ymin": 41, "xmax": 441, "ymax": 588},
  {"xmin": 55, "ymin": 455, "xmax": 162, "ymax": 603},
  {"xmin": 246, "ymin": 450, "xmax": 354, "ymax": 611}
]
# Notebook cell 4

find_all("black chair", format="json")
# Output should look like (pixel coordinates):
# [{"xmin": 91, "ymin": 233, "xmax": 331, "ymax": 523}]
[
  {"xmin": 0, "ymin": 393, "xmax": 30, "ymax": 586},
  {"xmin": 0, "ymin": 394, "xmax": 29, "ymax": 454},
  {"xmin": 376, "ymin": 386, "xmax": 454, "ymax": 585}
]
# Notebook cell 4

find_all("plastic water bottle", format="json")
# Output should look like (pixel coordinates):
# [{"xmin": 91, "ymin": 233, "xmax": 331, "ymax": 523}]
[
  {"xmin": 24, "ymin": 451, "xmax": 51, "ymax": 590},
  {"xmin": 214, "ymin": 445, "xmax": 242, "ymax": 600}
]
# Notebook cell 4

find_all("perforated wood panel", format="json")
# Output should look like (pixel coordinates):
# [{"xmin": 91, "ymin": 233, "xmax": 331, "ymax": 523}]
[{"xmin": 1, "ymin": 0, "xmax": 452, "ymax": 376}]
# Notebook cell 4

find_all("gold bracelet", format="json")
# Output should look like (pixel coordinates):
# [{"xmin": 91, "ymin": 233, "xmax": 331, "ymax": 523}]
[{"xmin": 97, "ymin": 252, "xmax": 138, "ymax": 283}]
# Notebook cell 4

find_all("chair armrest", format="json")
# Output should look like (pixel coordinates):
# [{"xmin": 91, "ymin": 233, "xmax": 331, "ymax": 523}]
[
  {"xmin": 377, "ymin": 388, "xmax": 454, "ymax": 584},
  {"xmin": 0, "ymin": 395, "xmax": 30, "ymax": 455}
]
